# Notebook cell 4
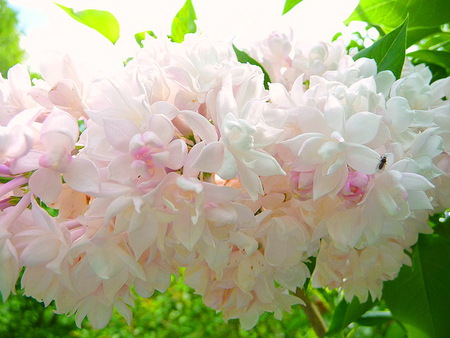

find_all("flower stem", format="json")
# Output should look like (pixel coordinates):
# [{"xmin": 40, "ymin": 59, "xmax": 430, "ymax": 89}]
[{"xmin": 295, "ymin": 287, "xmax": 327, "ymax": 337}]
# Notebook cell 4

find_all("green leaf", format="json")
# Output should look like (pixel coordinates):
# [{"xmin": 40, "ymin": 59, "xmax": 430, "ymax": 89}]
[
  {"xmin": 406, "ymin": 26, "xmax": 442, "ymax": 48},
  {"xmin": 354, "ymin": 17, "xmax": 408, "ymax": 79},
  {"xmin": 282, "ymin": 0, "xmax": 304, "ymax": 15},
  {"xmin": 232, "ymin": 44, "xmax": 271, "ymax": 90},
  {"xmin": 55, "ymin": 3, "xmax": 120, "ymax": 44},
  {"xmin": 355, "ymin": 311, "xmax": 393, "ymax": 326},
  {"xmin": 408, "ymin": 50, "xmax": 450, "ymax": 70},
  {"xmin": 171, "ymin": 0, "xmax": 197, "ymax": 43},
  {"xmin": 383, "ymin": 232, "xmax": 450, "ymax": 337},
  {"xmin": 345, "ymin": 0, "xmax": 450, "ymax": 30},
  {"xmin": 134, "ymin": 31, "xmax": 157, "ymax": 48},
  {"xmin": 345, "ymin": 0, "xmax": 450, "ymax": 46},
  {"xmin": 325, "ymin": 296, "xmax": 376, "ymax": 336},
  {"xmin": 417, "ymin": 32, "xmax": 450, "ymax": 52}
]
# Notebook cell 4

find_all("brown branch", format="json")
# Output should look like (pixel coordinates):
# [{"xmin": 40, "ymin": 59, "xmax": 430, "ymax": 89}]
[{"xmin": 295, "ymin": 288, "xmax": 327, "ymax": 337}]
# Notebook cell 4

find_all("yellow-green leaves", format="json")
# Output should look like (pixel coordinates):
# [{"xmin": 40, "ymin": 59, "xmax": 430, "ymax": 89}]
[
  {"xmin": 354, "ymin": 17, "xmax": 408, "ymax": 79},
  {"xmin": 55, "ymin": 4, "xmax": 120, "ymax": 44},
  {"xmin": 282, "ymin": 0, "xmax": 304, "ymax": 15},
  {"xmin": 171, "ymin": 0, "xmax": 197, "ymax": 43},
  {"xmin": 345, "ymin": 0, "xmax": 450, "ymax": 47}
]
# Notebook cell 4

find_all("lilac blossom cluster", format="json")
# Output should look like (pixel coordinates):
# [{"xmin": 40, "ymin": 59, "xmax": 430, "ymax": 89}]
[{"xmin": 0, "ymin": 32, "xmax": 449, "ymax": 329}]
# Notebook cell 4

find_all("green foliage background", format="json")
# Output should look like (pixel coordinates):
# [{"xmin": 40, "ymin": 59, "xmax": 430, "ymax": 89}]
[{"xmin": 0, "ymin": 0, "xmax": 24, "ymax": 77}]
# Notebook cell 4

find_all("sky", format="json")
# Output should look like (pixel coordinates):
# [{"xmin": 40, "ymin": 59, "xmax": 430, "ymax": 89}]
[{"xmin": 7, "ymin": 0, "xmax": 365, "ymax": 72}]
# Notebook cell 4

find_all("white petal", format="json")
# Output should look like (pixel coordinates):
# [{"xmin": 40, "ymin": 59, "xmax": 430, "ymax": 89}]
[
  {"xmin": 150, "ymin": 101, "xmax": 180, "ymax": 119},
  {"xmin": 401, "ymin": 172, "xmax": 434, "ymax": 191},
  {"xmin": 192, "ymin": 141, "xmax": 224, "ymax": 172},
  {"xmin": 180, "ymin": 110, "xmax": 218, "ymax": 143},
  {"xmin": 346, "ymin": 143, "xmax": 381, "ymax": 174},
  {"xmin": 345, "ymin": 112, "xmax": 381, "ymax": 144},
  {"xmin": 64, "ymin": 157, "xmax": 100, "ymax": 194},
  {"xmin": 103, "ymin": 118, "xmax": 140, "ymax": 152}
]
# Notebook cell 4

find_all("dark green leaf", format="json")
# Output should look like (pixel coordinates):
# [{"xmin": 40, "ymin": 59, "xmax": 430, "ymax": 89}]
[
  {"xmin": 55, "ymin": 4, "xmax": 120, "ymax": 44},
  {"xmin": 385, "ymin": 321, "xmax": 408, "ymax": 338},
  {"xmin": 408, "ymin": 50, "xmax": 450, "ymax": 70},
  {"xmin": 232, "ymin": 44, "xmax": 271, "ymax": 90},
  {"xmin": 134, "ymin": 31, "xmax": 157, "ymax": 48},
  {"xmin": 171, "ymin": 0, "xmax": 197, "ymax": 43},
  {"xmin": 325, "ymin": 296, "xmax": 376, "ymax": 336},
  {"xmin": 282, "ymin": 0, "xmax": 304, "ymax": 15},
  {"xmin": 383, "ymin": 231, "xmax": 450, "ymax": 337},
  {"xmin": 407, "ymin": 26, "xmax": 442, "ymax": 48},
  {"xmin": 354, "ymin": 17, "xmax": 408, "ymax": 79}
]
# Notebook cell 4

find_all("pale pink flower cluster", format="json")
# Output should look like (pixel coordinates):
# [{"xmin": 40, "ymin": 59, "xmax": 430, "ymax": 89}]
[{"xmin": 0, "ymin": 32, "xmax": 449, "ymax": 329}]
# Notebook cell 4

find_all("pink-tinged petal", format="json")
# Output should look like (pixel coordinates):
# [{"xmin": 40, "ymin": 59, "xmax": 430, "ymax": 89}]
[
  {"xmin": 64, "ymin": 157, "xmax": 100, "ymax": 194},
  {"xmin": 29, "ymin": 168, "xmax": 62, "ymax": 204},
  {"xmin": 147, "ymin": 114, "xmax": 174, "ymax": 144},
  {"xmin": 172, "ymin": 209, "xmax": 205, "ymax": 251},
  {"xmin": 180, "ymin": 110, "xmax": 218, "ymax": 143},
  {"xmin": 229, "ymin": 231, "xmax": 258, "ymax": 256},
  {"xmin": 234, "ymin": 203, "xmax": 257, "ymax": 228},
  {"xmin": 20, "ymin": 236, "xmax": 59, "ymax": 266},
  {"xmin": 295, "ymin": 106, "xmax": 327, "ymax": 134},
  {"xmin": 40, "ymin": 108, "xmax": 79, "ymax": 148},
  {"xmin": 116, "ymin": 248, "xmax": 146, "ymax": 280},
  {"xmin": 30, "ymin": 198, "xmax": 58, "ymax": 232},
  {"xmin": 129, "ymin": 212, "xmax": 159, "ymax": 258},
  {"xmin": 88, "ymin": 248, "xmax": 121, "ymax": 280},
  {"xmin": 245, "ymin": 150, "xmax": 285, "ymax": 176},
  {"xmin": 10, "ymin": 150, "xmax": 42, "ymax": 175},
  {"xmin": 0, "ymin": 240, "xmax": 21, "ymax": 301},
  {"xmin": 29, "ymin": 86, "xmax": 53, "ymax": 109},
  {"xmin": 192, "ymin": 141, "xmax": 224, "ymax": 173},
  {"xmin": 202, "ymin": 182, "xmax": 241, "ymax": 203},
  {"xmin": 105, "ymin": 195, "xmax": 133, "ymax": 226},
  {"xmin": 345, "ymin": 143, "xmax": 381, "ymax": 174},
  {"xmin": 107, "ymin": 155, "xmax": 133, "ymax": 182},
  {"xmin": 165, "ymin": 139, "xmax": 187, "ymax": 170},
  {"xmin": 313, "ymin": 163, "xmax": 347, "ymax": 200},
  {"xmin": 115, "ymin": 301, "xmax": 133, "ymax": 325},
  {"xmin": 164, "ymin": 66, "xmax": 196, "ymax": 91},
  {"xmin": 103, "ymin": 118, "xmax": 140, "ymax": 152},
  {"xmin": 151, "ymin": 101, "xmax": 180, "ymax": 119},
  {"xmin": 183, "ymin": 141, "xmax": 204, "ymax": 178},
  {"xmin": 344, "ymin": 112, "xmax": 381, "ymax": 145},
  {"xmin": 8, "ymin": 64, "xmax": 31, "ymax": 98},
  {"xmin": 217, "ymin": 148, "xmax": 237, "ymax": 179},
  {"xmin": 48, "ymin": 79, "xmax": 82, "ymax": 110}
]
